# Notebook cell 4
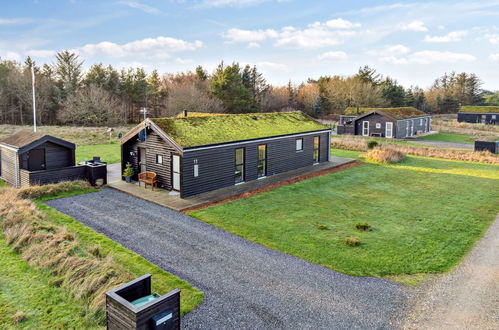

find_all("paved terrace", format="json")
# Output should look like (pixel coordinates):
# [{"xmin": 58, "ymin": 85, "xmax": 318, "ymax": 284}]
[{"xmin": 107, "ymin": 156, "xmax": 357, "ymax": 212}]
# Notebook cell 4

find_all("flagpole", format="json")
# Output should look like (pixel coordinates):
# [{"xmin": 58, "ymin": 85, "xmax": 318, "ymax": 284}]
[{"xmin": 31, "ymin": 65, "xmax": 36, "ymax": 132}]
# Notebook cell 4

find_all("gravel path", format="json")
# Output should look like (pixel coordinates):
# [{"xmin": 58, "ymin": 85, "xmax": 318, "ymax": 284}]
[
  {"xmin": 405, "ymin": 139, "xmax": 474, "ymax": 150},
  {"xmin": 47, "ymin": 188, "xmax": 409, "ymax": 329},
  {"xmin": 403, "ymin": 215, "xmax": 499, "ymax": 330}
]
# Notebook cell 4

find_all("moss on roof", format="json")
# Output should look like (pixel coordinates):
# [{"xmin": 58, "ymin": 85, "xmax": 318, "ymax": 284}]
[
  {"xmin": 344, "ymin": 107, "xmax": 427, "ymax": 119},
  {"xmin": 459, "ymin": 106, "xmax": 499, "ymax": 113},
  {"xmin": 152, "ymin": 111, "xmax": 328, "ymax": 147}
]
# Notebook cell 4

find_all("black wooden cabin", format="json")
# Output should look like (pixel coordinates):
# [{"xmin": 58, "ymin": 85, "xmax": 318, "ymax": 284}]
[
  {"xmin": 457, "ymin": 107, "xmax": 498, "ymax": 125},
  {"xmin": 121, "ymin": 111, "xmax": 331, "ymax": 198}
]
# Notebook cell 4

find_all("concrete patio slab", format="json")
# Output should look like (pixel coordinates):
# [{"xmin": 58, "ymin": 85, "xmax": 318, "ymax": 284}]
[{"xmin": 107, "ymin": 156, "xmax": 358, "ymax": 212}]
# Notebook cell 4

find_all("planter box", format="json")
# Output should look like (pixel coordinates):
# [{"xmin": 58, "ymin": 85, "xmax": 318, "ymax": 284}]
[{"xmin": 106, "ymin": 274, "xmax": 180, "ymax": 330}]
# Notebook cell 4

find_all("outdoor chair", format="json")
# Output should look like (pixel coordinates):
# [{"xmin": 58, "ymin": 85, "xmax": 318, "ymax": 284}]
[{"xmin": 138, "ymin": 172, "xmax": 157, "ymax": 190}]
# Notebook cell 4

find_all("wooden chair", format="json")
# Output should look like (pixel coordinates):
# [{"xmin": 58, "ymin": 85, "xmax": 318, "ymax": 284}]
[{"xmin": 138, "ymin": 172, "xmax": 157, "ymax": 190}]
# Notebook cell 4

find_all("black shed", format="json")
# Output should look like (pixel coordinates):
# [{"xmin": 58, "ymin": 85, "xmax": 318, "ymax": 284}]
[{"xmin": 0, "ymin": 131, "xmax": 106, "ymax": 188}]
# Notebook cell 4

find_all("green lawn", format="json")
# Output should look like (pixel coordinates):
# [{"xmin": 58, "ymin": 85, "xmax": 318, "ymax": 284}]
[
  {"xmin": 417, "ymin": 132, "xmax": 474, "ymax": 144},
  {"xmin": 189, "ymin": 150, "xmax": 499, "ymax": 279},
  {"xmin": 0, "ymin": 189, "xmax": 203, "ymax": 328},
  {"xmin": 76, "ymin": 143, "xmax": 120, "ymax": 164}
]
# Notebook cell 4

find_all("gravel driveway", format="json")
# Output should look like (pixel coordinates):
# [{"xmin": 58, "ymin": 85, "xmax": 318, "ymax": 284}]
[{"xmin": 47, "ymin": 188, "xmax": 409, "ymax": 329}]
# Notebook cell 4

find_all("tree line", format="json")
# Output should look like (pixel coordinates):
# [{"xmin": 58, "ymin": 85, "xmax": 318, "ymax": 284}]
[{"xmin": 0, "ymin": 51, "xmax": 495, "ymax": 126}]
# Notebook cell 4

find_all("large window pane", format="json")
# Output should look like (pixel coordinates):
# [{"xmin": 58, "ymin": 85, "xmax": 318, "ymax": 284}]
[
  {"xmin": 235, "ymin": 148, "xmax": 245, "ymax": 183},
  {"xmin": 257, "ymin": 144, "xmax": 266, "ymax": 178}
]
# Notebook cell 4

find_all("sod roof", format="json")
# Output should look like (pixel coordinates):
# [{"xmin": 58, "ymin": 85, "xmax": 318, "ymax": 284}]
[
  {"xmin": 176, "ymin": 112, "xmax": 226, "ymax": 118},
  {"xmin": 151, "ymin": 111, "xmax": 328, "ymax": 147},
  {"xmin": 459, "ymin": 106, "xmax": 499, "ymax": 113},
  {"xmin": 344, "ymin": 107, "xmax": 427, "ymax": 119}
]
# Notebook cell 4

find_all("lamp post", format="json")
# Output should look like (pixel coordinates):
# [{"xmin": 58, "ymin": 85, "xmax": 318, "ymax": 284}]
[{"xmin": 31, "ymin": 65, "xmax": 36, "ymax": 132}]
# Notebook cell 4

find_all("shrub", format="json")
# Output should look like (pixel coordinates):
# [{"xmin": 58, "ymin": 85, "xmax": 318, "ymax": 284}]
[
  {"xmin": 362, "ymin": 148, "xmax": 406, "ymax": 163},
  {"xmin": 317, "ymin": 224, "xmax": 329, "ymax": 230},
  {"xmin": 17, "ymin": 180, "xmax": 92, "ymax": 200},
  {"xmin": 356, "ymin": 223, "xmax": 372, "ymax": 231},
  {"xmin": 345, "ymin": 236, "xmax": 361, "ymax": 247},
  {"xmin": 367, "ymin": 140, "xmax": 378, "ymax": 149},
  {"xmin": 123, "ymin": 162, "xmax": 134, "ymax": 177}
]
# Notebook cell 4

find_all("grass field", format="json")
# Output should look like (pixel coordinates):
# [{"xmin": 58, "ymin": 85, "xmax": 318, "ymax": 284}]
[
  {"xmin": 417, "ymin": 132, "xmax": 474, "ymax": 144},
  {"xmin": 0, "ymin": 189, "xmax": 203, "ymax": 328},
  {"xmin": 190, "ymin": 150, "xmax": 499, "ymax": 279},
  {"xmin": 75, "ymin": 143, "xmax": 121, "ymax": 164}
]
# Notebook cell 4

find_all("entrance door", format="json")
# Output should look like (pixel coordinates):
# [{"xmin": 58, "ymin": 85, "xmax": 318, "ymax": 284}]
[
  {"xmin": 138, "ymin": 148, "xmax": 147, "ymax": 173},
  {"xmin": 410, "ymin": 120, "xmax": 414, "ymax": 136},
  {"xmin": 385, "ymin": 122, "xmax": 393, "ymax": 138},
  {"xmin": 28, "ymin": 148, "xmax": 46, "ymax": 171},
  {"xmin": 362, "ymin": 121, "xmax": 369, "ymax": 136},
  {"xmin": 172, "ymin": 154, "xmax": 180, "ymax": 191}
]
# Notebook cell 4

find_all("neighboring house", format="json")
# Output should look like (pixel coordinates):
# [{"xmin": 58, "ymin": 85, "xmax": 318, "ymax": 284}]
[
  {"xmin": 121, "ymin": 111, "xmax": 331, "ymax": 198},
  {"xmin": 457, "ymin": 106, "xmax": 498, "ymax": 125},
  {"xmin": 337, "ymin": 107, "xmax": 431, "ymax": 138},
  {"xmin": 0, "ymin": 131, "xmax": 106, "ymax": 188}
]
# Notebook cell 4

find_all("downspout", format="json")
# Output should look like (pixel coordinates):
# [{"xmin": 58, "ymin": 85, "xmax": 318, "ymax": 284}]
[{"xmin": 327, "ymin": 131, "xmax": 331, "ymax": 161}]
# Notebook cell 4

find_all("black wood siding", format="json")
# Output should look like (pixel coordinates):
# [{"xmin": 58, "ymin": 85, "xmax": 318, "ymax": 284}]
[
  {"xmin": 122, "ymin": 130, "xmax": 179, "ymax": 189},
  {"xmin": 354, "ymin": 113, "xmax": 397, "ymax": 137},
  {"xmin": 19, "ymin": 141, "xmax": 74, "ymax": 170},
  {"xmin": 181, "ymin": 131, "xmax": 330, "ymax": 197}
]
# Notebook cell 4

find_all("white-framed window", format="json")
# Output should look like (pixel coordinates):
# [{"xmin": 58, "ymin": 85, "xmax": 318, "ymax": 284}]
[
  {"xmin": 156, "ymin": 154, "xmax": 163, "ymax": 164},
  {"xmin": 362, "ymin": 121, "xmax": 369, "ymax": 136},
  {"xmin": 492, "ymin": 114, "xmax": 497, "ymax": 120},
  {"xmin": 376, "ymin": 123, "xmax": 381, "ymax": 129},
  {"xmin": 296, "ymin": 138, "xmax": 303, "ymax": 151},
  {"xmin": 420, "ymin": 118, "xmax": 423, "ymax": 125},
  {"xmin": 386, "ymin": 122, "xmax": 393, "ymax": 138}
]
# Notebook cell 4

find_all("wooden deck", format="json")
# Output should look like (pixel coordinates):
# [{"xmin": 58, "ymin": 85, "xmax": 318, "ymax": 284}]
[{"xmin": 107, "ymin": 156, "xmax": 357, "ymax": 212}]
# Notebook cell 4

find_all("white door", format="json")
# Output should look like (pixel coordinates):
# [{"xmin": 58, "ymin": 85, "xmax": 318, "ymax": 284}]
[
  {"xmin": 172, "ymin": 154, "xmax": 180, "ymax": 191},
  {"xmin": 410, "ymin": 120, "xmax": 414, "ymax": 136},
  {"xmin": 362, "ymin": 121, "xmax": 369, "ymax": 136},
  {"xmin": 386, "ymin": 122, "xmax": 393, "ymax": 138},
  {"xmin": 406, "ymin": 121, "xmax": 410, "ymax": 137}
]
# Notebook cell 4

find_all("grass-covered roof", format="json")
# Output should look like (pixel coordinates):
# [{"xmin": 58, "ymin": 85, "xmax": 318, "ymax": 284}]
[
  {"xmin": 459, "ymin": 106, "xmax": 499, "ymax": 113},
  {"xmin": 151, "ymin": 111, "xmax": 328, "ymax": 147},
  {"xmin": 176, "ymin": 111, "xmax": 226, "ymax": 118},
  {"xmin": 345, "ymin": 107, "xmax": 427, "ymax": 119}
]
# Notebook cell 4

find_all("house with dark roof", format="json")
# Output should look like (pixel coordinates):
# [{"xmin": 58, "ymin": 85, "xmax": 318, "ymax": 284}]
[
  {"xmin": 457, "ymin": 106, "xmax": 498, "ymax": 125},
  {"xmin": 337, "ymin": 107, "xmax": 431, "ymax": 138},
  {"xmin": 121, "ymin": 111, "xmax": 331, "ymax": 198},
  {"xmin": 0, "ymin": 131, "xmax": 106, "ymax": 187}
]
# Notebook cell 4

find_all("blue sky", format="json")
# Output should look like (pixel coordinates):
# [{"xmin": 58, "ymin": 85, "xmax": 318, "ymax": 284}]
[{"xmin": 1, "ymin": 0, "xmax": 499, "ymax": 89}]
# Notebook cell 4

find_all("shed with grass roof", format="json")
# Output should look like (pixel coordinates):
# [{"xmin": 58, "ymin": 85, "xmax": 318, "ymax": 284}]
[
  {"xmin": 458, "ymin": 106, "xmax": 498, "ymax": 125},
  {"xmin": 120, "ymin": 111, "xmax": 331, "ymax": 197},
  {"xmin": 338, "ymin": 107, "xmax": 431, "ymax": 138}
]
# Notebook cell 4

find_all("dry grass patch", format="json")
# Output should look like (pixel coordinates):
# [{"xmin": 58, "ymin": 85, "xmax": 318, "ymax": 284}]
[
  {"xmin": 431, "ymin": 114, "xmax": 499, "ymax": 140},
  {"xmin": 332, "ymin": 136, "xmax": 499, "ymax": 164},
  {"xmin": 17, "ymin": 180, "xmax": 92, "ymax": 200},
  {"xmin": 362, "ymin": 148, "xmax": 405, "ymax": 163},
  {"xmin": 0, "ymin": 187, "xmax": 133, "ymax": 314}
]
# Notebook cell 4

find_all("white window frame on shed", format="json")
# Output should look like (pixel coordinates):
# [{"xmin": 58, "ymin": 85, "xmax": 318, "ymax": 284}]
[
  {"xmin": 362, "ymin": 121, "xmax": 369, "ymax": 136},
  {"xmin": 385, "ymin": 122, "xmax": 393, "ymax": 138}
]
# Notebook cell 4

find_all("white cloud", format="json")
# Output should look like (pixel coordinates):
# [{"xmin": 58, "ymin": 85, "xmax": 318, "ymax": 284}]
[
  {"xmin": 196, "ymin": 0, "xmax": 286, "ymax": 8},
  {"xmin": 424, "ymin": 30, "xmax": 468, "ymax": 43},
  {"xmin": 176, "ymin": 57, "xmax": 194, "ymax": 64},
  {"xmin": 325, "ymin": 18, "xmax": 361, "ymax": 29},
  {"xmin": 0, "ymin": 18, "xmax": 34, "ymax": 25},
  {"xmin": 25, "ymin": 49, "xmax": 56, "ymax": 58},
  {"xmin": 489, "ymin": 53, "xmax": 499, "ymax": 61},
  {"xmin": 115, "ymin": 1, "xmax": 161, "ymax": 15},
  {"xmin": 222, "ymin": 18, "xmax": 360, "ymax": 49},
  {"xmin": 74, "ymin": 36, "xmax": 203, "ymax": 59},
  {"xmin": 1, "ymin": 51, "xmax": 21, "ymax": 61},
  {"xmin": 256, "ymin": 61, "xmax": 289, "ymax": 71},
  {"xmin": 400, "ymin": 20, "xmax": 428, "ymax": 32},
  {"xmin": 247, "ymin": 42, "xmax": 260, "ymax": 48},
  {"xmin": 486, "ymin": 33, "xmax": 499, "ymax": 44},
  {"xmin": 381, "ymin": 50, "xmax": 476, "ymax": 65},
  {"xmin": 317, "ymin": 51, "xmax": 348, "ymax": 61},
  {"xmin": 222, "ymin": 28, "xmax": 278, "ymax": 42},
  {"xmin": 367, "ymin": 44, "xmax": 410, "ymax": 56}
]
